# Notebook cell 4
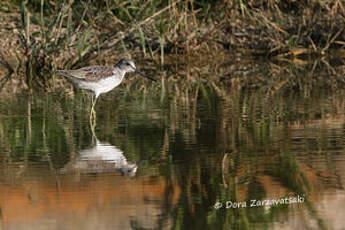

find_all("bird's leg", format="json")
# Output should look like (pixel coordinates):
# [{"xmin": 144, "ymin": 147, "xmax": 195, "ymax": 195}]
[
  {"xmin": 91, "ymin": 95, "xmax": 98, "ymax": 117},
  {"xmin": 90, "ymin": 96, "xmax": 93, "ymax": 120},
  {"xmin": 89, "ymin": 94, "xmax": 98, "ymax": 129},
  {"xmin": 89, "ymin": 94, "xmax": 96, "ymax": 117},
  {"xmin": 90, "ymin": 115, "xmax": 96, "ymax": 138}
]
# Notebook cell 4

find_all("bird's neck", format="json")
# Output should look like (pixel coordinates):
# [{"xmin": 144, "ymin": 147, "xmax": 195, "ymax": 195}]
[{"xmin": 114, "ymin": 68, "xmax": 126, "ymax": 79}]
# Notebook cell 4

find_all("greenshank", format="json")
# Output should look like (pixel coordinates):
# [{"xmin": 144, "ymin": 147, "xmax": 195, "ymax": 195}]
[{"xmin": 57, "ymin": 58, "xmax": 155, "ymax": 117}]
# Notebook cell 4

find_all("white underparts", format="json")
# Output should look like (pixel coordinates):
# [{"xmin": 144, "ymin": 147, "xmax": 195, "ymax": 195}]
[{"xmin": 75, "ymin": 73, "xmax": 125, "ymax": 98}]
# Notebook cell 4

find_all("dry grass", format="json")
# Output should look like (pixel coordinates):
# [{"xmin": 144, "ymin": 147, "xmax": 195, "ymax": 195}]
[{"xmin": 0, "ymin": 0, "xmax": 344, "ymax": 90}]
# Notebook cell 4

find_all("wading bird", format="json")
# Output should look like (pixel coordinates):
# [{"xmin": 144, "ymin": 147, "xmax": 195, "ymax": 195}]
[{"xmin": 56, "ymin": 58, "xmax": 155, "ymax": 119}]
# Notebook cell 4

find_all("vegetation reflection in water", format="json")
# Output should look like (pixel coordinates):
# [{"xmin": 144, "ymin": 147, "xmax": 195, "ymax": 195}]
[{"xmin": 0, "ymin": 58, "xmax": 345, "ymax": 229}]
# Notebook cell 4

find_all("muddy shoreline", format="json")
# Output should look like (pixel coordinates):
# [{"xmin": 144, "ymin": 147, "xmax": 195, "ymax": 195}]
[{"xmin": 0, "ymin": 1, "xmax": 344, "ymax": 92}]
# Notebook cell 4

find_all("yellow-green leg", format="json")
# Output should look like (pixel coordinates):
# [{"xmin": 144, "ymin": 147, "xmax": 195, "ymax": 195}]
[
  {"xmin": 90, "ymin": 95, "xmax": 98, "ymax": 117},
  {"xmin": 90, "ymin": 115, "xmax": 96, "ymax": 138},
  {"xmin": 89, "ymin": 95, "xmax": 98, "ymax": 129}
]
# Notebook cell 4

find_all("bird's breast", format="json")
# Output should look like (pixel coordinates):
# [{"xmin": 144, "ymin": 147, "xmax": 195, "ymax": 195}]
[
  {"xmin": 75, "ymin": 74, "xmax": 123, "ymax": 96},
  {"xmin": 94, "ymin": 75, "xmax": 123, "ymax": 94}
]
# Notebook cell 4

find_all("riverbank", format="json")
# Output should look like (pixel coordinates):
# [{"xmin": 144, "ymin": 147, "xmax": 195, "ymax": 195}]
[{"xmin": 0, "ymin": 1, "xmax": 344, "ymax": 91}]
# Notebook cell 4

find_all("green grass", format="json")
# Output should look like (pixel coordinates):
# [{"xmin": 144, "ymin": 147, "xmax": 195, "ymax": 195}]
[{"xmin": 0, "ymin": 0, "xmax": 344, "ymax": 89}]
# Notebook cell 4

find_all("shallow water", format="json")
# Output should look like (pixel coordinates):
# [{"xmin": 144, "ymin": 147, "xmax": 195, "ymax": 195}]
[{"xmin": 0, "ymin": 59, "xmax": 345, "ymax": 229}]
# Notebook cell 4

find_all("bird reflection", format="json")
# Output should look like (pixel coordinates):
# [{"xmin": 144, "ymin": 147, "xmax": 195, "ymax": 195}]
[{"xmin": 61, "ymin": 137, "xmax": 138, "ymax": 177}]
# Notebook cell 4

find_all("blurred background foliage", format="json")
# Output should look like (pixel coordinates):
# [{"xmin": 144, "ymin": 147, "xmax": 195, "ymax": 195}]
[{"xmin": 0, "ymin": 0, "xmax": 344, "ymax": 90}]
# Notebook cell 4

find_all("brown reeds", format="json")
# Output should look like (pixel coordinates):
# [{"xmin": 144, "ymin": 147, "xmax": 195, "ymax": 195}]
[{"xmin": 0, "ymin": 0, "xmax": 344, "ymax": 90}]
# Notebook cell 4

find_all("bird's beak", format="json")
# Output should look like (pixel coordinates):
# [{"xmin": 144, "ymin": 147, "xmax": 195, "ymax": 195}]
[{"xmin": 135, "ymin": 69, "xmax": 156, "ymax": 82}]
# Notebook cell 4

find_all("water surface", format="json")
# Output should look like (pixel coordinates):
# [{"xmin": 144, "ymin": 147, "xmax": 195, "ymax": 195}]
[{"xmin": 0, "ymin": 58, "xmax": 345, "ymax": 229}]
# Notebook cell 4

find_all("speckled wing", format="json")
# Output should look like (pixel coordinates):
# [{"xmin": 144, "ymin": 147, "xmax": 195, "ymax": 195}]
[{"xmin": 57, "ymin": 66, "xmax": 115, "ymax": 82}]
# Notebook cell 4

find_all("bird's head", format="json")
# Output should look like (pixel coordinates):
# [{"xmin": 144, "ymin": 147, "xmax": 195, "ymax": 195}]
[
  {"xmin": 115, "ymin": 58, "xmax": 136, "ymax": 73},
  {"xmin": 115, "ymin": 58, "xmax": 156, "ymax": 81},
  {"xmin": 118, "ymin": 164, "xmax": 138, "ymax": 177}
]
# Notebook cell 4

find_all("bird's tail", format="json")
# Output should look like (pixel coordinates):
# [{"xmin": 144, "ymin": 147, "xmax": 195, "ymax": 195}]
[{"xmin": 56, "ymin": 70, "xmax": 69, "ymax": 77}]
